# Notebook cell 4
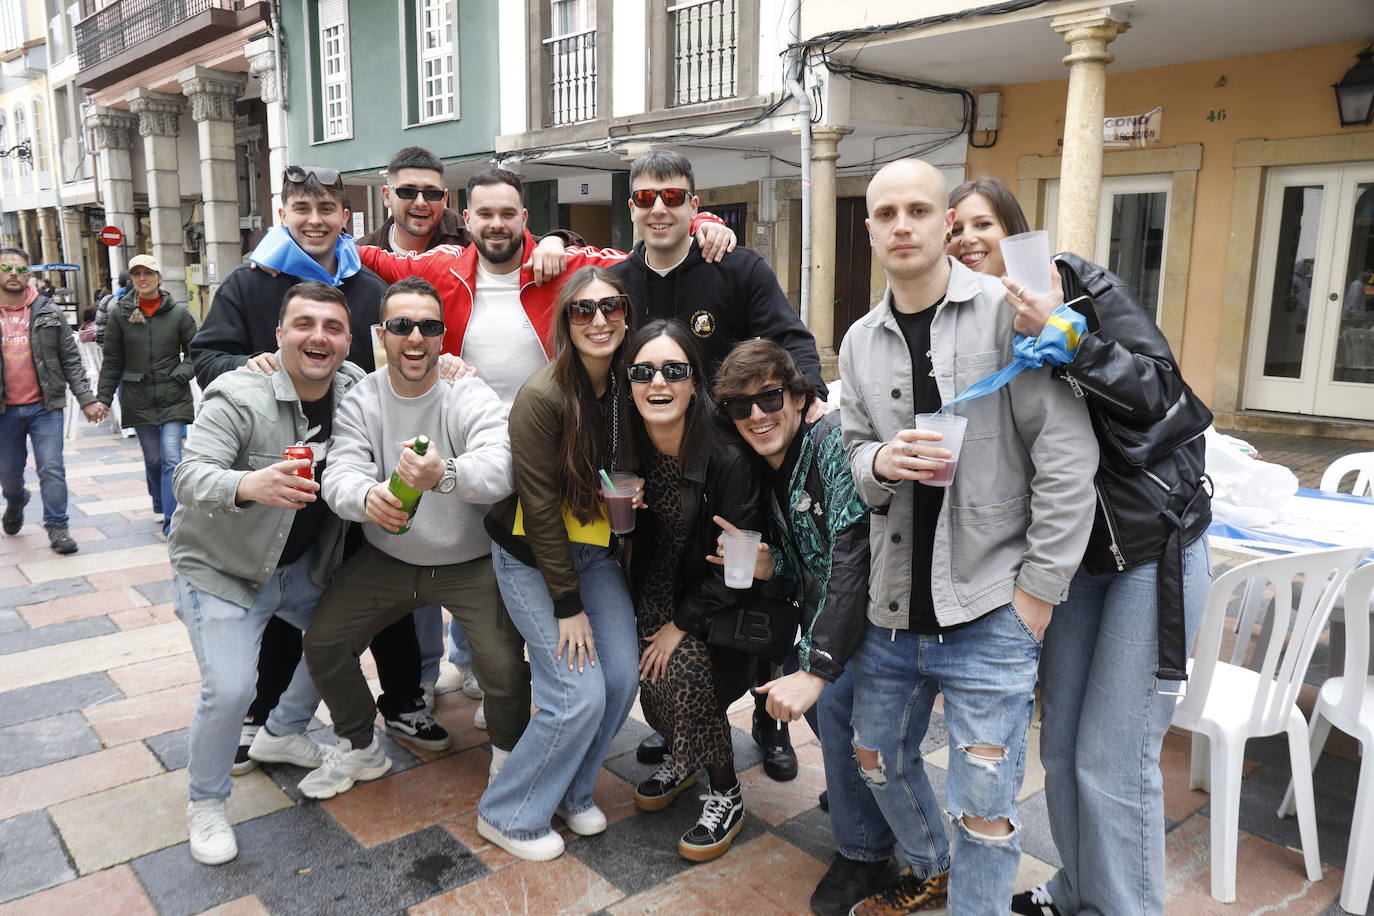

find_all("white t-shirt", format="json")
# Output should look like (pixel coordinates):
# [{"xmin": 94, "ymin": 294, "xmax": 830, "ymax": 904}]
[{"xmin": 464, "ymin": 265, "xmax": 548, "ymax": 406}]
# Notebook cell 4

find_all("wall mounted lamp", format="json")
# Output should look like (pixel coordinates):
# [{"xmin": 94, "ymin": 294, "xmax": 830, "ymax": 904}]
[{"xmin": 1334, "ymin": 47, "xmax": 1374, "ymax": 127}]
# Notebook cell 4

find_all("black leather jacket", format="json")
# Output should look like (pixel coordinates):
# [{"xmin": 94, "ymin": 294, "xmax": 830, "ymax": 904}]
[{"xmin": 1054, "ymin": 253, "xmax": 1212, "ymax": 681}]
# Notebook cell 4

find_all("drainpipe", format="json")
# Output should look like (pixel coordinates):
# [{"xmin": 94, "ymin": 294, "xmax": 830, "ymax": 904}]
[
  {"xmin": 784, "ymin": 0, "xmax": 811, "ymax": 325},
  {"xmin": 271, "ymin": 0, "xmax": 288, "ymax": 111}
]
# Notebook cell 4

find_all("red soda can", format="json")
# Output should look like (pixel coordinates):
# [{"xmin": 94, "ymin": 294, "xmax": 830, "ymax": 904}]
[{"xmin": 283, "ymin": 445, "xmax": 314, "ymax": 480}]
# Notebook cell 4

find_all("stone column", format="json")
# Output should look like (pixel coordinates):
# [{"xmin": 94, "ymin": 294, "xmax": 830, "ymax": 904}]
[
  {"xmin": 18, "ymin": 210, "xmax": 39, "ymax": 261},
  {"xmin": 60, "ymin": 207, "xmax": 96, "ymax": 304},
  {"xmin": 86, "ymin": 106, "xmax": 138, "ymax": 280},
  {"xmin": 246, "ymin": 36, "xmax": 287, "ymax": 223},
  {"xmin": 1052, "ymin": 9, "xmax": 1129, "ymax": 259},
  {"xmin": 808, "ymin": 126, "xmax": 853, "ymax": 380},
  {"xmin": 128, "ymin": 89, "xmax": 189, "ymax": 305},
  {"xmin": 179, "ymin": 66, "xmax": 247, "ymax": 301},
  {"xmin": 38, "ymin": 208, "xmax": 61, "ymax": 265}
]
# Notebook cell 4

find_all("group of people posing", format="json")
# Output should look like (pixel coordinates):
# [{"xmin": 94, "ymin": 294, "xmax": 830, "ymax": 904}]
[{"xmin": 65, "ymin": 141, "xmax": 1210, "ymax": 916}]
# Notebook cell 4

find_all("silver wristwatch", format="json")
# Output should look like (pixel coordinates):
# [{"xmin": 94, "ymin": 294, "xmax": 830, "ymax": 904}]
[{"xmin": 433, "ymin": 458, "xmax": 458, "ymax": 494}]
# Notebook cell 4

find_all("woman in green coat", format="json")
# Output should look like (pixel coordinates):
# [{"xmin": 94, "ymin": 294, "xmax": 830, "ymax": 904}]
[{"xmin": 96, "ymin": 254, "xmax": 197, "ymax": 535}]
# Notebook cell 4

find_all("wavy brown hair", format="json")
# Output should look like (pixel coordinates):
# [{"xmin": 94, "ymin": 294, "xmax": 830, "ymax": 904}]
[
  {"xmin": 948, "ymin": 177, "xmax": 1030, "ymax": 237},
  {"xmin": 551, "ymin": 266, "xmax": 636, "ymax": 524}
]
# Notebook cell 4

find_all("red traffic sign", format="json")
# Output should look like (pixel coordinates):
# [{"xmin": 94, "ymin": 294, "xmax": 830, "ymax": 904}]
[{"xmin": 98, "ymin": 225, "xmax": 123, "ymax": 247}]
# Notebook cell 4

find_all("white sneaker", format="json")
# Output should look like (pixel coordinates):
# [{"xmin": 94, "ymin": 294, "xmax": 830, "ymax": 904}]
[
  {"xmin": 187, "ymin": 799, "xmax": 237, "ymax": 865},
  {"xmin": 489, "ymin": 745, "xmax": 509, "ymax": 784},
  {"xmin": 421, "ymin": 680, "xmax": 437, "ymax": 713},
  {"xmin": 477, "ymin": 815, "xmax": 564, "ymax": 862},
  {"xmin": 556, "ymin": 804, "xmax": 607, "ymax": 836},
  {"xmin": 461, "ymin": 669, "xmax": 484, "ymax": 700},
  {"xmin": 298, "ymin": 737, "xmax": 392, "ymax": 800},
  {"xmin": 248, "ymin": 729, "xmax": 327, "ymax": 768},
  {"xmin": 473, "ymin": 701, "xmax": 487, "ymax": 731}
]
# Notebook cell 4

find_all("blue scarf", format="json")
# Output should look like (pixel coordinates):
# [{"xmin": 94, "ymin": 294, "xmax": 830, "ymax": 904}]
[
  {"xmin": 248, "ymin": 226, "xmax": 361, "ymax": 287},
  {"xmin": 940, "ymin": 298, "xmax": 1089, "ymax": 412}
]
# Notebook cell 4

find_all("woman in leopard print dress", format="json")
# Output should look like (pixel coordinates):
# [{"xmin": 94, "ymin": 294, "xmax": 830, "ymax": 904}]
[{"xmin": 623, "ymin": 319, "xmax": 769, "ymax": 863}]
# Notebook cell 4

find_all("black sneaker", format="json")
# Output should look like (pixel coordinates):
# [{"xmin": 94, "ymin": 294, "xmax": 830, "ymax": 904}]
[
  {"xmin": 232, "ymin": 724, "xmax": 261, "ymax": 776},
  {"xmin": 636, "ymin": 730, "xmax": 669, "ymax": 765},
  {"xmin": 819, "ymin": 790, "xmax": 830, "ymax": 811},
  {"xmin": 850, "ymin": 870, "xmax": 948, "ymax": 915},
  {"xmin": 678, "ymin": 782, "xmax": 744, "ymax": 862},
  {"xmin": 2, "ymin": 490, "xmax": 29, "ymax": 535},
  {"xmin": 47, "ymin": 526, "xmax": 78, "ymax": 554},
  {"xmin": 810, "ymin": 853, "xmax": 900, "ymax": 916},
  {"xmin": 634, "ymin": 757, "xmax": 698, "ymax": 811},
  {"xmin": 381, "ymin": 707, "xmax": 452, "ymax": 751},
  {"xmin": 752, "ymin": 709, "xmax": 798, "ymax": 782},
  {"xmin": 1010, "ymin": 884, "xmax": 1063, "ymax": 916}
]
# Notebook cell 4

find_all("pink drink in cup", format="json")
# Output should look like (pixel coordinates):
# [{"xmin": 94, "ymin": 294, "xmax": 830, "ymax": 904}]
[
  {"xmin": 600, "ymin": 472, "xmax": 639, "ymax": 534},
  {"xmin": 914, "ymin": 413, "xmax": 968, "ymax": 488}
]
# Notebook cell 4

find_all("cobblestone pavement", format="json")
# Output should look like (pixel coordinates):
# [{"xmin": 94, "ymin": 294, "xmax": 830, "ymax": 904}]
[{"xmin": 0, "ymin": 424, "xmax": 1368, "ymax": 915}]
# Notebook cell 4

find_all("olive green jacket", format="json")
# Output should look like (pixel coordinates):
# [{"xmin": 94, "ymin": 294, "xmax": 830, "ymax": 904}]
[{"xmin": 97, "ymin": 290, "xmax": 198, "ymax": 426}]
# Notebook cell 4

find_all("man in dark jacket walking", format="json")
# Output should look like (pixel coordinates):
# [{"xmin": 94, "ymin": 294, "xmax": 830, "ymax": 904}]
[{"xmin": 0, "ymin": 246, "xmax": 107, "ymax": 553}]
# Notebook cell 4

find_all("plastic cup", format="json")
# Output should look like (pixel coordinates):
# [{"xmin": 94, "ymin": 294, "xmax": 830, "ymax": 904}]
[
  {"xmin": 370, "ymin": 323, "xmax": 388, "ymax": 372},
  {"xmin": 999, "ymin": 230, "xmax": 1052, "ymax": 295},
  {"xmin": 721, "ymin": 529, "xmax": 762, "ymax": 589},
  {"xmin": 600, "ymin": 472, "xmax": 639, "ymax": 534},
  {"xmin": 915, "ymin": 412, "xmax": 968, "ymax": 488}
]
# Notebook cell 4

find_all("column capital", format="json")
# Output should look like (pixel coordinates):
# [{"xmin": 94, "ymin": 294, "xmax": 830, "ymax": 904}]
[
  {"xmin": 245, "ymin": 36, "xmax": 280, "ymax": 104},
  {"xmin": 85, "ymin": 106, "xmax": 138, "ymax": 151},
  {"xmin": 127, "ymin": 89, "xmax": 186, "ymax": 137},
  {"xmin": 1052, "ymin": 8, "xmax": 1130, "ymax": 66},
  {"xmin": 807, "ymin": 125, "xmax": 854, "ymax": 162},
  {"xmin": 177, "ymin": 67, "xmax": 248, "ymax": 122}
]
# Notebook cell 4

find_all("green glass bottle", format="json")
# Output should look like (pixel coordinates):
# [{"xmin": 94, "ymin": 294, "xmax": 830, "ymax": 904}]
[{"xmin": 386, "ymin": 435, "xmax": 430, "ymax": 535}]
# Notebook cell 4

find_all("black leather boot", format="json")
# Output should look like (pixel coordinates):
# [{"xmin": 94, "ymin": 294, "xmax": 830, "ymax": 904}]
[
  {"xmin": 636, "ymin": 730, "xmax": 668, "ymax": 765},
  {"xmin": 752, "ymin": 705, "xmax": 798, "ymax": 782}
]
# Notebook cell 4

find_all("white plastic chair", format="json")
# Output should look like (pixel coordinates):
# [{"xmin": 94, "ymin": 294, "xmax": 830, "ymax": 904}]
[
  {"xmin": 1279, "ymin": 561, "xmax": 1374, "ymax": 914},
  {"xmin": 1321, "ymin": 452, "xmax": 1374, "ymax": 498},
  {"xmin": 1173, "ymin": 545, "xmax": 1370, "ymax": 903}
]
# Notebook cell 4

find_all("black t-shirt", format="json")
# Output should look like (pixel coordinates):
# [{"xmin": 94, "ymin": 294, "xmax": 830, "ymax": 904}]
[
  {"xmin": 892, "ymin": 304, "xmax": 951, "ymax": 634},
  {"xmin": 279, "ymin": 391, "xmax": 334, "ymax": 566}
]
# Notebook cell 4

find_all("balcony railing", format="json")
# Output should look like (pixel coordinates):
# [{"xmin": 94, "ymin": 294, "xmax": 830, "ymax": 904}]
[
  {"xmin": 545, "ymin": 28, "xmax": 597, "ymax": 126},
  {"xmin": 671, "ymin": 0, "xmax": 737, "ymax": 106},
  {"xmin": 75, "ymin": 0, "xmax": 240, "ymax": 72}
]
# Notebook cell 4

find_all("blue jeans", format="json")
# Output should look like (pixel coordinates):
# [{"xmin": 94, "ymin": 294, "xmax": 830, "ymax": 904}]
[
  {"xmin": 412, "ymin": 604, "xmax": 444, "ymax": 685},
  {"xmin": 135, "ymin": 421, "xmax": 185, "ymax": 534},
  {"xmin": 446, "ymin": 614, "xmax": 473, "ymax": 670},
  {"xmin": 0, "ymin": 402, "xmax": 68, "ymax": 529},
  {"xmin": 174, "ymin": 552, "xmax": 323, "ymax": 802},
  {"xmin": 1040, "ymin": 537, "xmax": 1210, "ymax": 915},
  {"xmin": 479, "ymin": 542, "xmax": 639, "ymax": 840},
  {"xmin": 851, "ymin": 607, "xmax": 1041, "ymax": 914},
  {"xmin": 786, "ymin": 653, "xmax": 902, "ymax": 863}
]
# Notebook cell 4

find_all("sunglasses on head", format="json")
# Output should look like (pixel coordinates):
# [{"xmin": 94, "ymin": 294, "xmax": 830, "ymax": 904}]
[
  {"xmin": 567, "ymin": 295, "xmax": 630, "ymax": 325},
  {"xmin": 0, "ymin": 264, "xmax": 30, "ymax": 274},
  {"xmin": 392, "ymin": 186, "xmax": 446, "ymax": 202},
  {"xmin": 630, "ymin": 187, "xmax": 691, "ymax": 209},
  {"xmin": 283, "ymin": 165, "xmax": 344, "ymax": 190},
  {"xmin": 628, "ymin": 361, "xmax": 693, "ymax": 384},
  {"xmin": 720, "ymin": 387, "xmax": 787, "ymax": 421},
  {"xmin": 383, "ymin": 316, "xmax": 446, "ymax": 337}
]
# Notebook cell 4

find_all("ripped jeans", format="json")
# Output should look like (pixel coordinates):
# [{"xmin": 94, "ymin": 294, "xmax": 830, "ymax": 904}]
[{"xmin": 850, "ymin": 606, "xmax": 1041, "ymax": 915}]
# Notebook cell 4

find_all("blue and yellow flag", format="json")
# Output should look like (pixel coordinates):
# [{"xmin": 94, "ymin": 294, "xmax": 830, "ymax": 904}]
[{"xmin": 940, "ymin": 298, "xmax": 1088, "ymax": 411}]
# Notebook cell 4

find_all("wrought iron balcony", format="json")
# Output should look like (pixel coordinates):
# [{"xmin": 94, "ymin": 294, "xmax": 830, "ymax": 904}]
[
  {"xmin": 545, "ymin": 28, "xmax": 597, "ymax": 126},
  {"xmin": 74, "ymin": 0, "xmax": 266, "ymax": 90},
  {"xmin": 671, "ymin": 0, "xmax": 737, "ymax": 106}
]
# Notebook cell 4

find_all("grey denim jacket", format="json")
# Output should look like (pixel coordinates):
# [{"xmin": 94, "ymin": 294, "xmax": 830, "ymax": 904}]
[
  {"xmin": 169, "ymin": 355, "xmax": 365, "ymax": 608},
  {"xmin": 839, "ymin": 259, "xmax": 1099, "ymax": 629}
]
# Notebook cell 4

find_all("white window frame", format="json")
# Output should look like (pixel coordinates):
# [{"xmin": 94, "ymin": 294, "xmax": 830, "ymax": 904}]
[
  {"xmin": 13, "ymin": 105, "xmax": 30, "ymax": 179},
  {"xmin": 32, "ymin": 98, "xmax": 51, "ymax": 183},
  {"xmin": 314, "ymin": 0, "xmax": 353, "ymax": 142},
  {"xmin": 415, "ymin": 0, "xmax": 458, "ymax": 124}
]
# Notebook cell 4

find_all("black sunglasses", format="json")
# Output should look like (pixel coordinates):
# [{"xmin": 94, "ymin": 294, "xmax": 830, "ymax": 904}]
[
  {"xmin": 0, "ymin": 264, "xmax": 30, "ymax": 274},
  {"xmin": 383, "ymin": 317, "xmax": 446, "ymax": 337},
  {"xmin": 628, "ymin": 361, "xmax": 693, "ymax": 384},
  {"xmin": 283, "ymin": 165, "xmax": 344, "ymax": 189},
  {"xmin": 392, "ymin": 186, "xmax": 446, "ymax": 202},
  {"xmin": 567, "ymin": 295, "xmax": 630, "ymax": 326},
  {"xmin": 720, "ymin": 387, "xmax": 786, "ymax": 421},
  {"xmin": 630, "ymin": 187, "xmax": 691, "ymax": 209}
]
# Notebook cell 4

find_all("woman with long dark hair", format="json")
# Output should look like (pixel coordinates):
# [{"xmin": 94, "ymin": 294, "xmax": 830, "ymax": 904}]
[
  {"xmin": 478, "ymin": 266, "xmax": 641, "ymax": 861},
  {"xmin": 948, "ymin": 177, "xmax": 1212, "ymax": 916},
  {"xmin": 624, "ymin": 318, "xmax": 768, "ymax": 862}
]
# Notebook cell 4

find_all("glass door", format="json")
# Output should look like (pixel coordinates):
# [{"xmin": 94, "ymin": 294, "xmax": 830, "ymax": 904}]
[{"xmin": 1244, "ymin": 164, "xmax": 1374, "ymax": 421}]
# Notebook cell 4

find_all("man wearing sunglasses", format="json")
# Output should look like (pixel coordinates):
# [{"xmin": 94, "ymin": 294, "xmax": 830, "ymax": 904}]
[
  {"xmin": 357, "ymin": 147, "xmax": 469, "ymax": 255},
  {"xmin": 300, "ymin": 276, "xmax": 525, "ymax": 800},
  {"xmin": 613, "ymin": 149, "xmax": 827, "ymax": 782},
  {"xmin": 1, "ymin": 247, "xmax": 106, "ymax": 555}
]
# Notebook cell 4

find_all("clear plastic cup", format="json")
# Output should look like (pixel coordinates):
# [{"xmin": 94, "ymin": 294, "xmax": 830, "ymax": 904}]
[
  {"xmin": 915, "ymin": 412, "xmax": 968, "ymax": 488},
  {"xmin": 370, "ymin": 323, "xmax": 388, "ymax": 372},
  {"xmin": 600, "ymin": 472, "xmax": 639, "ymax": 534},
  {"xmin": 721, "ymin": 529, "xmax": 763, "ymax": 589},
  {"xmin": 999, "ymin": 230, "xmax": 1052, "ymax": 295}
]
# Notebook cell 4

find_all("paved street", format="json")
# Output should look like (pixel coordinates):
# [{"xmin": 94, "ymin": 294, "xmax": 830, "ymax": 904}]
[{"xmin": 0, "ymin": 423, "xmax": 1368, "ymax": 915}]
